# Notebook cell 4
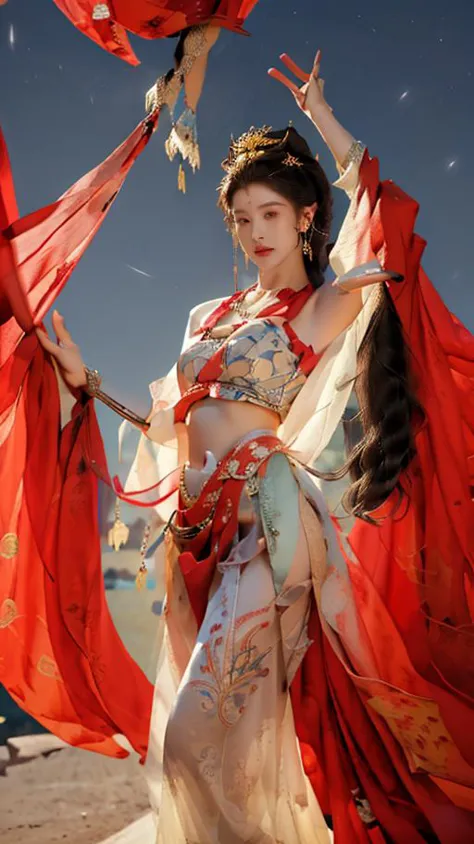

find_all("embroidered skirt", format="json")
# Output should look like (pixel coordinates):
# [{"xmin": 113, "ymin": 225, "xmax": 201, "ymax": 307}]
[{"xmin": 143, "ymin": 430, "xmax": 332, "ymax": 843}]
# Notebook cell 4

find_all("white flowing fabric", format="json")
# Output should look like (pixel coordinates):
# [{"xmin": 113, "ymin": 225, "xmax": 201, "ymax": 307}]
[{"xmin": 143, "ymin": 444, "xmax": 334, "ymax": 843}]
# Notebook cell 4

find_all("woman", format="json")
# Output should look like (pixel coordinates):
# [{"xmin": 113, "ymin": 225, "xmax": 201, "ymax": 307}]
[{"xmin": 4, "ymin": 49, "xmax": 474, "ymax": 842}]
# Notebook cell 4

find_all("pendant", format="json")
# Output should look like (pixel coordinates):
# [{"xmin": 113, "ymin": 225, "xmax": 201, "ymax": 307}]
[
  {"xmin": 92, "ymin": 3, "xmax": 111, "ymax": 21},
  {"xmin": 107, "ymin": 519, "xmax": 130, "ymax": 552},
  {"xmin": 135, "ymin": 563, "xmax": 147, "ymax": 591}
]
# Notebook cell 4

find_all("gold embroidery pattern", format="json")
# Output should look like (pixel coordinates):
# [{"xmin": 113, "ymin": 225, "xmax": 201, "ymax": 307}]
[
  {"xmin": 0, "ymin": 533, "xmax": 19, "ymax": 559},
  {"xmin": 367, "ymin": 693, "xmax": 473, "ymax": 781},
  {"xmin": 0, "ymin": 598, "xmax": 18, "ymax": 628},
  {"xmin": 203, "ymin": 489, "xmax": 221, "ymax": 508},
  {"xmin": 92, "ymin": 3, "xmax": 110, "ymax": 20},
  {"xmin": 248, "ymin": 441, "xmax": 271, "ymax": 460},
  {"xmin": 190, "ymin": 613, "xmax": 272, "ymax": 728},
  {"xmin": 37, "ymin": 654, "xmax": 62, "ymax": 681},
  {"xmin": 245, "ymin": 475, "xmax": 260, "ymax": 497}
]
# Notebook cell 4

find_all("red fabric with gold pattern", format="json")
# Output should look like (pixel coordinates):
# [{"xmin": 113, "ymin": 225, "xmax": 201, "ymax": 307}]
[
  {"xmin": 174, "ymin": 433, "xmax": 285, "ymax": 627},
  {"xmin": 53, "ymin": 1, "xmax": 259, "ymax": 65},
  {"xmin": 2, "ymin": 111, "xmax": 474, "ymax": 838},
  {"xmin": 0, "ymin": 120, "xmax": 158, "ymax": 759},
  {"xmin": 288, "ymin": 151, "xmax": 474, "ymax": 842}
]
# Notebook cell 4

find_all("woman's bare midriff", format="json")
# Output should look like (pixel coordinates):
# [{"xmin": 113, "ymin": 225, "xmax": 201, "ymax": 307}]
[
  {"xmin": 183, "ymin": 398, "xmax": 280, "ymax": 468},
  {"xmin": 176, "ymin": 289, "xmax": 324, "ymax": 468}
]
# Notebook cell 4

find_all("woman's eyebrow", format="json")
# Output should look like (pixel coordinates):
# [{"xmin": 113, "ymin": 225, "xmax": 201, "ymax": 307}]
[{"xmin": 233, "ymin": 201, "xmax": 286, "ymax": 214}]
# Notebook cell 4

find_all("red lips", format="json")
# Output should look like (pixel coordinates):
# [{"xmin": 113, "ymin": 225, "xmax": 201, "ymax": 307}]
[{"xmin": 255, "ymin": 246, "xmax": 273, "ymax": 255}]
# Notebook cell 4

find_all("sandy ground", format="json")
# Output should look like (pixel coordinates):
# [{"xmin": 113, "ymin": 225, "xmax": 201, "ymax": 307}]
[{"xmin": 0, "ymin": 746, "xmax": 151, "ymax": 844}]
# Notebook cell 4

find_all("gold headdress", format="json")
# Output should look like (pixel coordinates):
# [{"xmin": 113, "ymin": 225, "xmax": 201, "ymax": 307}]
[{"xmin": 222, "ymin": 125, "xmax": 290, "ymax": 176}]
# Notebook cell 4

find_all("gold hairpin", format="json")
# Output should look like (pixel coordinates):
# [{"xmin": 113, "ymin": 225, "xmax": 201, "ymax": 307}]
[
  {"xmin": 222, "ymin": 125, "xmax": 282, "ymax": 175},
  {"xmin": 282, "ymin": 152, "xmax": 303, "ymax": 168}
]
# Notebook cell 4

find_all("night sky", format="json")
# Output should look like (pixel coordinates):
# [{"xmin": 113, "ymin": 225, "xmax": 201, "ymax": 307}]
[{"xmin": 1, "ymin": 0, "xmax": 472, "ymax": 460}]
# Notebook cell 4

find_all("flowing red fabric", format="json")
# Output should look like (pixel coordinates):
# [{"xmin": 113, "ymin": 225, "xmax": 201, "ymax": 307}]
[
  {"xmin": 2, "ymin": 115, "xmax": 474, "ymax": 838},
  {"xmin": 289, "ymin": 152, "xmax": 474, "ymax": 842},
  {"xmin": 53, "ymin": 1, "xmax": 259, "ymax": 65},
  {"xmin": 0, "ymin": 117, "xmax": 159, "ymax": 759}
]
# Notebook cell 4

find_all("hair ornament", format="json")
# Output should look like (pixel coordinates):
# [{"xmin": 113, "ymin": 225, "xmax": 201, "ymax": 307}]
[
  {"xmin": 282, "ymin": 152, "xmax": 304, "ymax": 168},
  {"xmin": 222, "ymin": 125, "xmax": 286, "ymax": 176}
]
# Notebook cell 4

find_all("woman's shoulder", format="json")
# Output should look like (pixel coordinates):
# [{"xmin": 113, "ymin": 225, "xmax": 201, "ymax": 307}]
[
  {"xmin": 181, "ymin": 295, "xmax": 227, "ymax": 349},
  {"xmin": 188, "ymin": 295, "xmax": 226, "ymax": 322}
]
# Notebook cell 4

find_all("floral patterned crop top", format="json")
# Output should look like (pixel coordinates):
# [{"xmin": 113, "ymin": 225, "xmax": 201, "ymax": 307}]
[{"xmin": 174, "ymin": 317, "xmax": 323, "ymax": 423}]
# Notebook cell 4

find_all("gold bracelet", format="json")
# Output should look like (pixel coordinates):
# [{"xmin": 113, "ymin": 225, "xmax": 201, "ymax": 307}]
[
  {"xmin": 338, "ymin": 139, "xmax": 366, "ymax": 175},
  {"xmin": 84, "ymin": 366, "xmax": 102, "ymax": 395}
]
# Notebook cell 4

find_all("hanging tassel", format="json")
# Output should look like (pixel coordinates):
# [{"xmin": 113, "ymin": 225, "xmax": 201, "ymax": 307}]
[
  {"xmin": 135, "ymin": 563, "xmax": 147, "ymax": 591},
  {"xmin": 165, "ymin": 103, "xmax": 201, "ymax": 171},
  {"xmin": 135, "ymin": 520, "xmax": 152, "ymax": 591},
  {"xmin": 107, "ymin": 498, "xmax": 129, "ymax": 552},
  {"xmin": 178, "ymin": 163, "xmax": 186, "ymax": 194}
]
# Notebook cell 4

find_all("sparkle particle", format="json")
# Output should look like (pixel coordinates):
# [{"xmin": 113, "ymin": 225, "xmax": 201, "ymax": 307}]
[{"xmin": 126, "ymin": 264, "xmax": 154, "ymax": 279}]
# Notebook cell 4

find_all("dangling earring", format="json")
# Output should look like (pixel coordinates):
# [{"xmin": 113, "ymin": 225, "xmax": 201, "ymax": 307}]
[
  {"xmin": 302, "ymin": 226, "xmax": 313, "ymax": 262},
  {"xmin": 232, "ymin": 229, "xmax": 239, "ymax": 292}
]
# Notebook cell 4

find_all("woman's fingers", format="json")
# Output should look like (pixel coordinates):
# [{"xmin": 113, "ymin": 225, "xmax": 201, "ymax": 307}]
[
  {"xmin": 278, "ymin": 53, "xmax": 310, "ymax": 83},
  {"xmin": 268, "ymin": 49, "xmax": 322, "ymax": 107},
  {"xmin": 52, "ymin": 310, "xmax": 74, "ymax": 347},
  {"xmin": 311, "ymin": 49, "xmax": 322, "ymax": 78},
  {"xmin": 267, "ymin": 67, "xmax": 300, "ymax": 94},
  {"xmin": 35, "ymin": 328, "xmax": 60, "ymax": 356}
]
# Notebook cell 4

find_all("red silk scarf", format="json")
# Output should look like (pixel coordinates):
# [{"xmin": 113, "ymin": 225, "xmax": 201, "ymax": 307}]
[
  {"xmin": 173, "ymin": 432, "xmax": 285, "ymax": 627},
  {"xmin": 289, "ymin": 152, "xmax": 474, "ymax": 842},
  {"xmin": 1, "ymin": 117, "xmax": 473, "ymax": 839},
  {"xmin": 0, "ymin": 117, "xmax": 159, "ymax": 760},
  {"xmin": 53, "ymin": 1, "xmax": 259, "ymax": 65}
]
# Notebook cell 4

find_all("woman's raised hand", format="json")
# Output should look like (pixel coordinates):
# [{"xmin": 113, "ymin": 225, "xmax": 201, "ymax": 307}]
[
  {"xmin": 35, "ymin": 310, "xmax": 87, "ymax": 389},
  {"xmin": 268, "ymin": 50, "xmax": 332, "ymax": 121}
]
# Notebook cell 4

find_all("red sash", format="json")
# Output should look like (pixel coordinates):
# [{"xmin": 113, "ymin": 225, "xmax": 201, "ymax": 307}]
[{"xmin": 171, "ymin": 433, "xmax": 285, "ymax": 628}]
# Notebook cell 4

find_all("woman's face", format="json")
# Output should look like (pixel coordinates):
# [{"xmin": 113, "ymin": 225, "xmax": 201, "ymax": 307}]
[{"xmin": 231, "ymin": 182, "xmax": 316, "ymax": 272}]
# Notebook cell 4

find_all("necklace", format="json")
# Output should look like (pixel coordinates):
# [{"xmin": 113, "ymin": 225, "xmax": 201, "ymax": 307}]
[
  {"xmin": 199, "ymin": 282, "xmax": 313, "ymax": 341},
  {"xmin": 227, "ymin": 285, "xmax": 273, "ymax": 321},
  {"xmin": 202, "ymin": 286, "xmax": 267, "ymax": 339}
]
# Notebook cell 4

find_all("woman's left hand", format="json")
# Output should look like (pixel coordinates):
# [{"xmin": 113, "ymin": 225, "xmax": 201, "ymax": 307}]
[{"xmin": 268, "ymin": 50, "xmax": 332, "ymax": 121}]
